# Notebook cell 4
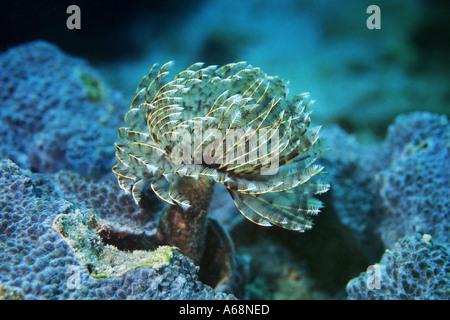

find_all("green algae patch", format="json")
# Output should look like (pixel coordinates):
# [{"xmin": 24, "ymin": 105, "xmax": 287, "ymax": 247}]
[
  {"xmin": 77, "ymin": 68, "xmax": 106, "ymax": 102},
  {"xmin": 53, "ymin": 210, "xmax": 175, "ymax": 279}
]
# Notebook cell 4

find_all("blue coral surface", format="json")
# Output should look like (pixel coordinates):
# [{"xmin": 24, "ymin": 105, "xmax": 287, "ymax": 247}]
[{"xmin": 1, "ymin": 0, "xmax": 449, "ymax": 300}]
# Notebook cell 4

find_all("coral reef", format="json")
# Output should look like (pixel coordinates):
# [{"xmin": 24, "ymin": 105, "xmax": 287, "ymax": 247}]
[
  {"xmin": 347, "ymin": 233, "xmax": 450, "ymax": 300},
  {"xmin": 374, "ymin": 112, "xmax": 450, "ymax": 248},
  {"xmin": 0, "ymin": 158, "xmax": 233, "ymax": 300},
  {"xmin": 0, "ymin": 41, "xmax": 241, "ymax": 299},
  {"xmin": 319, "ymin": 112, "xmax": 449, "ymax": 299},
  {"xmin": 0, "ymin": 41, "xmax": 127, "ymax": 176},
  {"xmin": 0, "ymin": 35, "xmax": 448, "ymax": 300},
  {"xmin": 318, "ymin": 111, "xmax": 449, "ymax": 254}
]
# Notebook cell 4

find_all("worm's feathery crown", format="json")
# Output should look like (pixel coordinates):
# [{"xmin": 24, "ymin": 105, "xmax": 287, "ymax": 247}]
[{"xmin": 113, "ymin": 62, "xmax": 329, "ymax": 232}]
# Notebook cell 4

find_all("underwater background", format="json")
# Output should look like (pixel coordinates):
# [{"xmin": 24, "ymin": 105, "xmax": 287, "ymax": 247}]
[{"xmin": 0, "ymin": 0, "xmax": 448, "ymax": 300}]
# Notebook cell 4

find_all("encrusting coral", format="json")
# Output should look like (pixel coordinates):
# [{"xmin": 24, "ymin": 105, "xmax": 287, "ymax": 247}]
[
  {"xmin": 52, "ymin": 209, "xmax": 174, "ymax": 279},
  {"xmin": 113, "ymin": 61, "xmax": 329, "ymax": 264},
  {"xmin": 347, "ymin": 233, "xmax": 450, "ymax": 300},
  {"xmin": 0, "ymin": 158, "xmax": 234, "ymax": 300},
  {"xmin": 0, "ymin": 41, "xmax": 127, "ymax": 177}
]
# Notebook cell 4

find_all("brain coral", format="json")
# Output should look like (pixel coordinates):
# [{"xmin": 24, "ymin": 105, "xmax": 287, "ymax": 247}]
[
  {"xmin": 0, "ymin": 40, "xmax": 127, "ymax": 176},
  {"xmin": 347, "ymin": 233, "xmax": 450, "ymax": 300},
  {"xmin": 0, "ymin": 159, "xmax": 233, "ymax": 299},
  {"xmin": 113, "ymin": 61, "xmax": 329, "ymax": 232}
]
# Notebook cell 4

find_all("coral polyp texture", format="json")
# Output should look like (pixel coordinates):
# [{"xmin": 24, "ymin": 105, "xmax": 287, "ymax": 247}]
[
  {"xmin": 347, "ymin": 233, "xmax": 450, "ymax": 300},
  {"xmin": 0, "ymin": 41, "xmax": 127, "ymax": 176},
  {"xmin": 0, "ymin": 159, "xmax": 233, "ymax": 300},
  {"xmin": 374, "ymin": 112, "xmax": 450, "ymax": 248},
  {"xmin": 113, "ymin": 62, "xmax": 329, "ymax": 232}
]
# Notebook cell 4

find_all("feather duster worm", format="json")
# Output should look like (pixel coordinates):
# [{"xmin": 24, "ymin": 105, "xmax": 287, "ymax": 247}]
[{"xmin": 113, "ymin": 62, "xmax": 329, "ymax": 263}]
